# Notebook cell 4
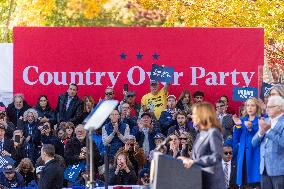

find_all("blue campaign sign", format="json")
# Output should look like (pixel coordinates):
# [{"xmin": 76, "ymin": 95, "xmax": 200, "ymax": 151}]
[
  {"xmin": 64, "ymin": 161, "xmax": 85, "ymax": 182},
  {"xmin": 0, "ymin": 155, "xmax": 16, "ymax": 172},
  {"xmin": 233, "ymin": 87, "xmax": 258, "ymax": 102},
  {"xmin": 260, "ymin": 82, "xmax": 273, "ymax": 99},
  {"xmin": 150, "ymin": 64, "xmax": 174, "ymax": 83}
]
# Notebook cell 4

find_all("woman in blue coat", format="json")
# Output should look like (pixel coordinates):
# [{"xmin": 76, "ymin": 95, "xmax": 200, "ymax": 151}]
[{"xmin": 233, "ymin": 98, "xmax": 261, "ymax": 188}]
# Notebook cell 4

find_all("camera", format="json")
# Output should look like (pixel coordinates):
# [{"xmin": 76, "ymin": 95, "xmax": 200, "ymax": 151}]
[
  {"xmin": 15, "ymin": 135, "xmax": 21, "ymax": 143},
  {"xmin": 43, "ymin": 124, "xmax": 49, "ymax": 130}
]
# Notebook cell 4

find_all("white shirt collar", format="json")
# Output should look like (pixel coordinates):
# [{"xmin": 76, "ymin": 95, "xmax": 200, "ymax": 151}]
[
  {"xmin": 44, "ymin": 158, "xmax": 54, "ymax": 165},
  {"xmin": 222, "ymin": 159, "xmax": 231, "ymax": 165},
  {"xmin": 270, "ymin": 113, "xmax": 284, "ymax": 129}
]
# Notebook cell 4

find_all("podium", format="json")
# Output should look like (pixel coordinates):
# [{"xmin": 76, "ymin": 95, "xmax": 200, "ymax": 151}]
[{"xmin": 150, "ymin": 152, "xmax": 202, "ymax": 189}]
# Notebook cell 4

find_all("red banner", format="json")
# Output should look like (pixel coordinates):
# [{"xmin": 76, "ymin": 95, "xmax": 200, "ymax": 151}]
[{"xmin": 14, "ymin": 27, "xmax": 264, "ymax": 110}]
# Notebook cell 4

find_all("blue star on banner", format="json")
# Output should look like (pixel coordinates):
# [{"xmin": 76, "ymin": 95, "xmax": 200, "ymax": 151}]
[
  {"xmin": 152, "ymin": 53, "xmax": 160, "ymax": 60},
  {"xmin": 136, "ymin": 52, "xmax": 143, "ymax": 60},
  {"xmin": 120, "ymin": 53, "xmax": 127, "ymax": 59}
]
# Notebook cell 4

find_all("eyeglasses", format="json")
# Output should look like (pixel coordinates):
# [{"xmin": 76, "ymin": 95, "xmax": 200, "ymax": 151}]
[
  {"xmin": 127, "ymin": 95, "xmax": 134, "ymax": 97},
  {"xmin": 267, "ymin": 105, "xmax": 279, "ymax": 109},
  {"xmin": 105, "ymin": 92, "xmax": 114, "ymax": 96},
  {"xmin": 169, "ymin": 138, "xmax": 178, "ymax": 141},
  {"xmin": 224, "ymin": 151, "xmax": 232, "ymax": 155},
  {"xmin": 179, "ymin": 138, "xmax": 187, "ymax": 140}
]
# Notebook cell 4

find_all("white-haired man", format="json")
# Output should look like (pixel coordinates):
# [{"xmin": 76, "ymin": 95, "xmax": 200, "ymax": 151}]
[{"xmin": 252, "ymin": 96, "xmax": 284, "ymax": 189}]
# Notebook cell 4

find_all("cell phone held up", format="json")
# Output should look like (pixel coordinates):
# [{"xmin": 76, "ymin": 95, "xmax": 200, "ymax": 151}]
[
  {"xmin": 15, "ymin": 135, "xmax": 21, "ymax": 143},
  {"xmin": 124, "ymin": 84, "xmax": 128, "ymax": 92}
]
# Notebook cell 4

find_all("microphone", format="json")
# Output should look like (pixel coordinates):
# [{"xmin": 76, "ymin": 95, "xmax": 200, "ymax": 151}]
[{"xmin": 155, "ymin": 136, "xmax": 171, "ymax": 151}]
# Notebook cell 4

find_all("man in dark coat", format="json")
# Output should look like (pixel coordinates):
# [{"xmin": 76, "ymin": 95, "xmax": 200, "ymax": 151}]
[
  {"xmin": 65, "ymin": 124, "xmax": 101, "ymax": 171},
  {"xmin": 222, "ymin": 144, "xmax": 238, "ymax": 189},
  {"xmin": 56, "ymin": 83, "xmax": 83, "ymax": 125},
  {"xmin": 6, "ymin": 94, "xmax": 30, "ymax": 126},
  {"xmin": 38, "ymin": 144, "xmax": 64, "ymax": 189}
]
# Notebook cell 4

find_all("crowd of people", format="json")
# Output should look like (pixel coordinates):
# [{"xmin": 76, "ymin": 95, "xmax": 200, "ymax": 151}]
[{"xmin": 0, "ymin": 80, "xmax": 284, "ymax": 189}]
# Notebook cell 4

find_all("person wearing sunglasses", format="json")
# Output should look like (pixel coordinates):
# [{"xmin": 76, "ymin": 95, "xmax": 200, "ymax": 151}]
[
  {"xmin": 124, "ymin": 91, "xmax": 140, "ymax": 118},
  {"xmin": 141, "ymin": 80, "xmax": 170, "ymax": 120},
  {"xmin": 180, "ymin": 131, "xmax": 194, "ymax": 158},
  {"xmin": 104, "ymin": 87, "xmax": 115, "ymax": 101},
  {"xmin": 222, "ymin": 144, "xmax": 238, "ymax": 189}
]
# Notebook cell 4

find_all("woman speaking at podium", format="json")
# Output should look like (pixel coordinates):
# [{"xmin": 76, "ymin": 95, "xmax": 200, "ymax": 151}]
[{"xmin": 178, "ymin": 102, "xmax": 225, "ymax": 189}]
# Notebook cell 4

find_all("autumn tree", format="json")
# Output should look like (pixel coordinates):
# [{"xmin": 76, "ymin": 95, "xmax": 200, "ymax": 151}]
[
  {"xmin": 0, "ymin": 0, "xmax": 283, "ymax": 81},
  {"xmin": 132, "ymin": 0, "xmax": 284, "ymax": 82}
]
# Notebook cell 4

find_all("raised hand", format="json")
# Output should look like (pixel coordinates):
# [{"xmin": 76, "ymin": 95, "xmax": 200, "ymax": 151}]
[{"xmin": 259, "ymin": 118, "xmax": 271, "ymax": 135}]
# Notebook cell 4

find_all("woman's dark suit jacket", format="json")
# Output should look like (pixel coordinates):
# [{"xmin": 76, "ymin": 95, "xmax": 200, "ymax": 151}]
[{"xmin": 192, "ymin": 127, "xmax": 225, "ymax": 189}]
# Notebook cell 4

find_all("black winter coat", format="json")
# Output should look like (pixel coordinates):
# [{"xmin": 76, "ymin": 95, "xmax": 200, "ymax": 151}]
[
  {"xmin": 38, "ymin": 159, "xmax": 64, "ymax": 189},
  {"xmin": 55, "ymin": 93, "xmax": 83, "ymax": 124},
  {"xmin": 109, "ymin": 168, "xmax": 137, "ymax": 185},
  {"xmin": 35, "ymin": 106, "xmax": 56, "ymax": 126},
  {"xmin": 64, "ymin": 137, "xmax": 101, "ymax": 172},
  {"xmin": 6, "ymin": 101, "xmax": 30, "ymax": 126}
]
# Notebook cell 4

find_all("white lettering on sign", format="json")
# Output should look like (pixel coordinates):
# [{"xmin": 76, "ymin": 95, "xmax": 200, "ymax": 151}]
[
  {"xmin": 22, "ymin": 66, "xmax": 255, "ymax": 87},
  {"xmin": 238, "ymin": 90, "xmax": 254, "ymax": 99},
  {"xmin": 190, "ymin": 67, "xmax": 255, "ymax": 86}
]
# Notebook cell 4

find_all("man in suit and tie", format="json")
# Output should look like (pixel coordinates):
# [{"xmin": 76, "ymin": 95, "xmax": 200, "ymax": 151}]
[
  {"xmin": 222, "ymin": 144, "xmax": 238, "ymax": 189},
  {"xmin": 252, "ymin": 95, "xmax": 284, "ymax": 189},
  {"xmin": 0, "ymin": 124, "xmax": 15, "ymax": 158},
  {"xmin": 38, "ymin": 144, "xmax": 64, "ymax": 189}
]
